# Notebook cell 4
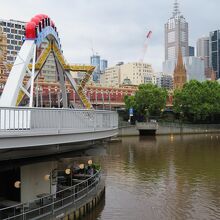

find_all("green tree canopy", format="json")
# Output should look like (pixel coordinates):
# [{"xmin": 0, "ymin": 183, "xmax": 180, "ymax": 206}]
[
  {"xmin": 124, "ymin": 84, "xmax": 168, "ymax": 120},
  {"xmin": 173, "ymin": 80, "xmax": 220, "ymax": 122}
]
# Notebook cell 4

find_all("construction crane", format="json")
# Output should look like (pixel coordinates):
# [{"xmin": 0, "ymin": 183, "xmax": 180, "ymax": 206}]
[{"xmin": 139, "ymin": 30, "xmax": 152, "ymax": 63}]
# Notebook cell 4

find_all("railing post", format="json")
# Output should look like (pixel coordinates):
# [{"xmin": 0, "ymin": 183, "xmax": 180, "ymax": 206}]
[
  {"xmin": 52, "ymin": 195, "xmax": 54, "ymax": 214},
  {"xmin": 22, "ymin": 203, "xmax": 25, "ymax": 220},
  {"xmin": 73, "ymin": 186, "xmax": 75, "ymax": 204},
  {"xmin": 94, "ymin": 111, "xmax": 96, "ymax": 131},
  {"xmin": 58, "ymin": 109, "xmax": 61, "ymax": 133},
  {"xmin": 86, "ymin": 179, "xmax": 88, "ymax": 197}
]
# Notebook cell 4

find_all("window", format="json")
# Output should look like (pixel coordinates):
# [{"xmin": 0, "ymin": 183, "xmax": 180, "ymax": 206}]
[
  {"xmin": 15, "ymin": 35, "xmax": 21, "ymax": 40},
  {"xmin": 168, "ymin": 46, "xmax": 175, "ymax": 59},
  {"xmin": 15, "ymin": 46, "xmax": 20, "ymax": 51},
  {"xmin": 168, "ymin": 31, "xmax": 175, "ymax": 43},
  {"xmin": 7, "ymin": 45, "xmax": 14, "ymax": 50}
]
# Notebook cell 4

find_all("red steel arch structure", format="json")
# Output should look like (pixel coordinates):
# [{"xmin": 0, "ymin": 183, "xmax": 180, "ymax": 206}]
[{"xmin": 0, "ymin": 14, "xmax": 94, "ymax": 109}]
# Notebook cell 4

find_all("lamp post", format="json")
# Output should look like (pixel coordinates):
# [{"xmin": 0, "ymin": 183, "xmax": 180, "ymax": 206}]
[
  {"xmin": 44, "ymin": 169, "xmax": 57, "ymax": 194},
  {"xmin": 101, "ymin": 91, "xmax": 104, "ymax": 110},
  {"xmin": 48, "ymin": 87, "xmax": 51, "ymax": 108},
  {"xmin": 95, "ymin": 90, "xmax": 98, "ymax": 109},
  {"xmin": 145, "ymin": 107, "xmax": 149, "ymax": 122},
  {"xmin": 65, "ymin": 168, "xmax": 72, "ymax": 187},
  {"xmin": 40, "ymin": 87, "xmax": 43, "ymax": 107},
  {"xmin": 36, "ymin": 86, "xmax": 39, "ymax": 107},
  {"xmin": 108, "ymin": 91, "xmax": 111, "ymax": 110}
]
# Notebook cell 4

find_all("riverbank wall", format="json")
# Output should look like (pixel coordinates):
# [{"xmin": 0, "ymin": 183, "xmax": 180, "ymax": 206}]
[{"xmin": 118, "ymin": 123, "xmax": 220, "ymax": 136}]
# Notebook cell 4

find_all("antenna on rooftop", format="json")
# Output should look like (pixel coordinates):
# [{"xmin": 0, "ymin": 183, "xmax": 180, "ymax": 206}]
[{"xmin": 173, "ymin": 0, "xmax": 181, "ymax": 16}]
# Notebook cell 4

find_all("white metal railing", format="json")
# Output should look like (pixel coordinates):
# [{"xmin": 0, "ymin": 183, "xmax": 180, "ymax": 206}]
[
  {"xmin": 0, "ymin": 170, "xmax": 103, "ymax": 220},
  {"xmin": 0, "ymin": 107, "xmax": 118, "ymax": 133}
]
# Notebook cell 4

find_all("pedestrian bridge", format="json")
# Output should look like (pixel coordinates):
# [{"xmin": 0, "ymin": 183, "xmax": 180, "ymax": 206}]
[
  {"xmin": 0, "ymin": 14, "xmax": 119, "ymax": 149},
  {"xmin": 0, "ymin": 107, "xmax": 118, "ymax": 149}
]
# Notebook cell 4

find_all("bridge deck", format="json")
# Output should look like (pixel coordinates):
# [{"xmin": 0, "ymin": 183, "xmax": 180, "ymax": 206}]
[{"xmin": 0, "ymin": 107, "xmax": 118, "ymax": 149}]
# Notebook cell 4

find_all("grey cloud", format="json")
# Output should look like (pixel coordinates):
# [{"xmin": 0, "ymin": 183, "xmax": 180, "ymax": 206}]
[{"xmin": 1, "ymin": 0, "xmax": 220, "ymax": 71}]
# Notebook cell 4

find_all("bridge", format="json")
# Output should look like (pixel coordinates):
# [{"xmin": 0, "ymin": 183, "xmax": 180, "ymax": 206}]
[{"xmin": 0, "ymin": 14, "xmax": 118, "ymax": 149}]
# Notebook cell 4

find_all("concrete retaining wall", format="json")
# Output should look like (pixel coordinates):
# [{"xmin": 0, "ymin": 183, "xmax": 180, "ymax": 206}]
[{"xmin": 118, "ymin": 123, "xmax": 220, "ymax": 136}]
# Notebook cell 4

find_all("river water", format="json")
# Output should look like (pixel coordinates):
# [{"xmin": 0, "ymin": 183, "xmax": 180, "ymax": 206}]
[
  {"xmin": 83, "ymin": 134, "xmax": 220, "ymax": 220},
  {"xmin": 1, "ymin": 134, "xmax": 220, "ymax": 220}
]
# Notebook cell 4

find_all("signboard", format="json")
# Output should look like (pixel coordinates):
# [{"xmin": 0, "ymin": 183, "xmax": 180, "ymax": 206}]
[{"xmin": 129, "ymin": 108, "xmax": 134, "ymax": 117}]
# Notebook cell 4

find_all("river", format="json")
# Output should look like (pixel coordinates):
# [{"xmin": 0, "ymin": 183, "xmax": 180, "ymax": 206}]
[
  {"xmin": 0, "ymin": 134, "xmax": 220, "ymax": 220},
  {"xmin": 83, "ymin": 134, "xmax": 220, "ymax": 220}
]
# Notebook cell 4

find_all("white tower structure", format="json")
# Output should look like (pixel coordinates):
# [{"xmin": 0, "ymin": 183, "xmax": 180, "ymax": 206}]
[{"xmin": 164, "ymin": 0, "xmax": 189, "ymax": 60}]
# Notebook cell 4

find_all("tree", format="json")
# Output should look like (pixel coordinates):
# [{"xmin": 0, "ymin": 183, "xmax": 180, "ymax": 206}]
[
  {"xmin": 173, "ymin": 80, "xmax": 220, "ymax": 123},
  {"xmin": 124, "ymin": 95, "xmax": 136, "ymax": 110},
  {"xmin": 124, "ymin": 84, "xmax": 168, "ymax": 121}
]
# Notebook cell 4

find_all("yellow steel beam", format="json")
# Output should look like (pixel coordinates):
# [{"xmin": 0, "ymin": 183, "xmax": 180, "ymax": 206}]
[
  {"xmin": 15, "ymin": 41, "xmax": 94, "ymax": 109},
  {"xmin": 34, "ymin": 42, "xmax": 52, "ymax": 70},
  {"xmin": 52, "ymin": 43, "xmax": 94, "ymax": 109}
]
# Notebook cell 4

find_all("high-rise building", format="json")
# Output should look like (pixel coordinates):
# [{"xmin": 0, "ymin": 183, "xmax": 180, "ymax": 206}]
[
  {"xmin": 189, "ymin": 46, "xmax": 194, "ymax": 56},
  {"xmin": 197, "ymin": 36, "xmax": 209, "ymax": 78},
  {"xmin": 100, "ymin": 59, "xmax": 108, "ymax": 73},
  {"xmin": 163, "ymin": 1, "xmax": 205, "ymax": 82},
  {"xmin": 209, "ymin": 30, "xmax": 220, "ymax": 79},
  {"xmin": 90, "ymin": 54, "xmax": 101, "ymax": 82},
  {"xmin": 159, "ymin": 73, "xmax": 173, "ymax": 90},
  {"xmin": 90, "ymin": 55, "xmax": 100, "ymax": 71},
  {"xmin": 0, "ymin": 19, "xmax": 26, "ymax": 63},
  {"xmin": 0, "ymin": 19, "xmax": 57, "ymax": 82},
  {"xmin": 164, "ymin": 0, "xmax": 189, "ymax": 61},
  {"xmin": 0, "ymin": 26, "xmax": 8, "ymax": 76},
  {"xmin": 163, "ymin": 56, "xmax": 205, "ymax": 82},
  {"xmin": 100, "ymin": 62, "xmax": 154, "ymax": 87},
  {"xmin": 100, "ymin": 65, "xmax": 121, "ymax": 87},
  {"xmin": 100, "ymin": 60, "xmax": 108, "ymax": 73}
]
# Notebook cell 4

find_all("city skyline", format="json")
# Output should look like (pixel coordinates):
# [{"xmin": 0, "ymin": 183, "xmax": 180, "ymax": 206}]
[{"xmin": 0, "ymin": 0, "xmax": 219, "ymax": 71}]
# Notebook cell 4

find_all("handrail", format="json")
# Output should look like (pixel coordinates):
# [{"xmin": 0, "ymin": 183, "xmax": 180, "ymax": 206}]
[
  {"xmin": 0, "ymin": 170, "xmax": 102, "ymax": 220},
  {"xmin": 0, "ymin": 106, "xmax": 116, "ymax": 113},
  {"xmin": 0, "ymin": 107, "xmax": 118, "ymax": 133}
]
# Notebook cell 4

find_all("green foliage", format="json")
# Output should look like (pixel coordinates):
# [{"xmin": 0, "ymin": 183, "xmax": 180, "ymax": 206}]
[
  {"xmin": 173, "ymin": 80, "xmax": 220, "ymax": 122},
  {"xmin": 124, "ymin": 84, "xmax": 168, "ymax": 119},
  {"xmin": 91, "ymin": 163, "xmax": 101, "ymax": 171},
  {"xmin": 124, "ymin": 95, "xmax": 136, "ymax": 110}
]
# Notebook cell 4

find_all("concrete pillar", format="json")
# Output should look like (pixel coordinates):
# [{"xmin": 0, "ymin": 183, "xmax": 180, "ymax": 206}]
[{"xmin": 20, "ymin": 161, "xmax": 57, "ymax": 203}]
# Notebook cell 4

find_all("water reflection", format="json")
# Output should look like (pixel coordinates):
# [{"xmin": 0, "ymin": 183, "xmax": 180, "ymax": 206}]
[
  {"xmin": 82, "ymin": 134, "xmax": 220, "ymax": 220},
  {"xmin": 1, "ymin": 134, "xmax": 220, "ymax": 220}
]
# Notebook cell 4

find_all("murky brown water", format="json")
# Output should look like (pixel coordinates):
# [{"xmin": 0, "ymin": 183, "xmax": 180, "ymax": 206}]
[{"xmin": 83, "ymin": 134, "xmax": 220, "ymax": 220}]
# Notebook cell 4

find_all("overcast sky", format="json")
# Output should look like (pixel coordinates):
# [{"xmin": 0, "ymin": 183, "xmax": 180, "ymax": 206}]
[{"xmin": 1, "ymin": 0, "xmax": 220, "ymax": 71}]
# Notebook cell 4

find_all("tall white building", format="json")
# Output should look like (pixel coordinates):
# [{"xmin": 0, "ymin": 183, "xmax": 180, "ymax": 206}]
[
  {"xmin": 100, "ymin": 62, "xmax": 154, "ymax": 87},
  {"xmin": 163, "ymin": 56, "xmax": 205, "ymax": 82},
  {"xmin": 163, "ymin": 1, "xmax": 205, "ymax": 82},
  {"xmin": 164, "ymin": 0, "xmax": 189, "ymax": 60},
  {"xmin": 197, "ymin": 36, "xmax": 209, "ymax": 78},
  {"xmin": 100, "ymin": 64, "xmax": 121, "ymax": 87},
  {"xmin": 0, "ymin": 19, "xmax": 25, "ymax": 63}
]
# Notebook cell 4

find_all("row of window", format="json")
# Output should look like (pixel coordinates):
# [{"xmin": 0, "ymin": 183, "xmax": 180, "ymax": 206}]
[
  {"xmin": 6, "ymin": 32, "xmax": 24, "ymax": 39},
  {"xmin": 1, "ymin": 22, "xmax": 24, "ymax": 30},
  {"xmin": 7, "ymin": 45, "xmax": 21, "ymax": 51},
  {"xmin": 3, "ymin": 27, "xmax": 24, "ymax": 35}
]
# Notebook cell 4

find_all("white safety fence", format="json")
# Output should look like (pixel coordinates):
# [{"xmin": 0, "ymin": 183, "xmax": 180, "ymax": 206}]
[{"xmin": 0, "ymin": 107, "xmax": 118, "ymax": 133}]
